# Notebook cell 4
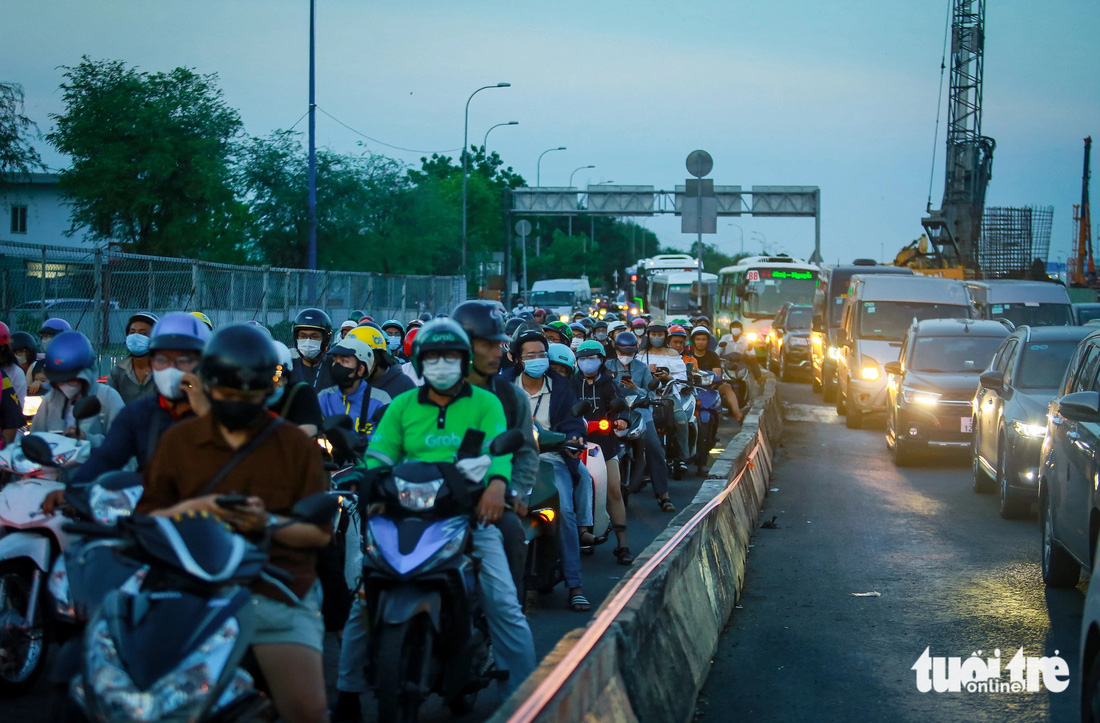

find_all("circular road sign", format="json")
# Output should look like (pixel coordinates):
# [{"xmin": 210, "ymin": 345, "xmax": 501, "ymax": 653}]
[
  {"xmin": 515, "ymin": 220, "xmax": 532, "ymax": 236},
  {"xmin": 686, "ymin": 150, "xmax": 713, "ymax": 178}
]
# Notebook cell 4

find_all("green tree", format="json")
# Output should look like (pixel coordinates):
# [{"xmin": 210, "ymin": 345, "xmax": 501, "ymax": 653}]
[
  {"xmin": 0, "ymin": 82, "xmax": 45, "ymax": 184},
  {"xmin": 47, "ymin": 57, "xmax": 244, "ymax": 260}
]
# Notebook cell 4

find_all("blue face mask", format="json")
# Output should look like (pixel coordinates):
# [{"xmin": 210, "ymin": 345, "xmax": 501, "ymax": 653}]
[
  {"xmin": 578, "ymin": 358, "xmax": 602, "ymax": 376},
  {"xmin": 125, "ymin": 333, "xmax": 151, "ymax": 356},
  {"xmin": 267, "ymin": 385, "xmax": 286, "ymax": 406},
  {"xmin": 524, "ymin": 358, "xmax": 550, "ymax": 378}
]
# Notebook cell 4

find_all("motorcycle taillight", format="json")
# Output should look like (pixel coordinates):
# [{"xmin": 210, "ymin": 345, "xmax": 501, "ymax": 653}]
[{"xmin": 587, "ymin": 419, "xmax": 611, "ymax": 434}]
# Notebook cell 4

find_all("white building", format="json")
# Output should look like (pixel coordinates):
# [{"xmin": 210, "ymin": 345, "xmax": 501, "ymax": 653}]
[{"xmin": 0, "ymin": 173, "xmax": 103, "ymax": 250}]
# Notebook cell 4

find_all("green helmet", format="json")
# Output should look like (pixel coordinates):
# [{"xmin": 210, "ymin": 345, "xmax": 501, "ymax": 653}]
[
  {"xmin": 411, "ymin": 319, "xmax": 471, "ymax": 376},
  {"xmin": 576, "ymin": 340, "xmax": 606, "ymax": 358}
]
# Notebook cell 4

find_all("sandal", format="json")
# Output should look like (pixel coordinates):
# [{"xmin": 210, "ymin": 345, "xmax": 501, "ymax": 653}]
[
  {"xmin": 568, "ymin": 593, "xmax": 591, "ymax": 612},
  {"xmin": 657, "ymin": 497, "xmax": 676, "ymax": 513},
  {"xmin": 579, "ymin": 530, "xmax": 596, "ymax": 546},
  {"xmin": 613, "ymin": 546, "xmax": 635, "ymax": 565}
]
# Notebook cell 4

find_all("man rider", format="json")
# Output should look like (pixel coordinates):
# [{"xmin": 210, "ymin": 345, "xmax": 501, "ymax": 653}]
[
  {"xmin": 345, "ymin": 324, "xmax": 418, "ymax": 405},
  {"xmin": 380, "ymin": 319, "xmax": 408, "ymax": 361},
  {"xmin": 640, "ymin": 322, "xmax": 693, "ymax": 477},
  {"xmin": 316, "ymin": 336, "xmax": 386, "ymax": 451},
  {"xmin": 718, "ymin": 320, "xmax": 765, "ymax": 384},
  {"xmin": 289, "ymin": 308, "xmax": 335, "ymax": 390},
  {"xmin": 686, "ymin": 326, "xmax": 746, "ymax": 424}
]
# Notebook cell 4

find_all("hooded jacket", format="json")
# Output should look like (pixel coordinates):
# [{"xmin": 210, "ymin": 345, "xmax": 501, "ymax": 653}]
[{"xmin": 32, "ymin": 367, "xmax": 125, "ymax": 447}]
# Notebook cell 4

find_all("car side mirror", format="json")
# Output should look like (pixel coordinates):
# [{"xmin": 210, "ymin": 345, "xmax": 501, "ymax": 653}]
[
  {"xmin": 978, "ymin": 370, "xmax": 1006, "ymax": 391},
  {"xmin": 290, "ymin": 492, "xmax": 341, "ymax": 525},
  {"xmin": 883, "ymin": 361, "xmax": 902, "ymax": 376},
  {"xmin": 812, "ymin": 314, "xmax": 824, "ymax": 333},
  {"xmin": 489, "ymin": 428, "xmax": 525, "ymax": 456},
  {"xmin": 1058, "ymin": 391, "xmax": 1100, "ymax": 423},
  {"xmin": 20, "ymin": 435, "xmax": 56, "ymax": 467}
]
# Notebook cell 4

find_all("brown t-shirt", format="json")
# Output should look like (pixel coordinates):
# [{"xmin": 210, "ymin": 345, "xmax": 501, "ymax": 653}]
[{"xmin": 138, "ymin": 412, "xmax": 330, "ymax": 602}]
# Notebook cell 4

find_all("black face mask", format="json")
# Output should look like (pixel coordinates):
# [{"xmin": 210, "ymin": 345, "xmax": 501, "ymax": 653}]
[
  {"xmin": 332, "ymin": 363, "xmax": 361, "ymax": 389},
  {"xmin": 210, "ymin": 399, "xmax": 266, "ymax": 431}
]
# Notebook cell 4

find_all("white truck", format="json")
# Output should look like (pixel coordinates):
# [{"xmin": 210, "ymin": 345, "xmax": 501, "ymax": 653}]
[{"xmin": 529, "ymin": 278, "xmax": 591, "ymax": 321}]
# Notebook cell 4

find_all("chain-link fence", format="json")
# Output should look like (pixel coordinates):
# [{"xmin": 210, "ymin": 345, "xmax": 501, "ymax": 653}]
[{"xmin": 0, "ymin": 240, "xmax": 466, "ymax": 366}]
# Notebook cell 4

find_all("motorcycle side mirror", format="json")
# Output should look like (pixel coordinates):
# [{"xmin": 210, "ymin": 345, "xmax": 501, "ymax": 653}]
[
  {"xmin": 571, "ymin": 400, "xmax": 594, "ymax": 417},
  {"xmin": 489, "ymin": 428, "xmax": 525, "ymax": 456},
  {"xmin": 20, "ymin": 435, "xmax": 56, "ymax": 467},
  {"xmin": 322, "ymin": 414, "xmax": 354, "ymax": 433},
  {"xmin": 290, "ymin": 492, "xmax": 341, "ymax": 525},
  {"xmin": 73, "ymin": 396, "xmax": 102, "ymax": 421},
  {"xmin": 608, "ymin": 398, "xmax": 628, "ymax": 413}
]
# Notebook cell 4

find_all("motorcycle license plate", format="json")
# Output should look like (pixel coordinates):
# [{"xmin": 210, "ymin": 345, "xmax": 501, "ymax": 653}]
[{"xmin": 960, "ymin": 417, "xmax": 973, "ymax": 433}]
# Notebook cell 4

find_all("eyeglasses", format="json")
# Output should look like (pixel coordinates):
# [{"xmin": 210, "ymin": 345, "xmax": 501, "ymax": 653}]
[
  {"xmin": 151, "ymin": 355, "xmax": 198, "ymax": 371},
  {"xmin": 520, "ymin": 352, "xmax": 548, "ymax": 361},
  {"xmin": 422, "ymin": 351, "xmax": 463, "ymax": 363}
]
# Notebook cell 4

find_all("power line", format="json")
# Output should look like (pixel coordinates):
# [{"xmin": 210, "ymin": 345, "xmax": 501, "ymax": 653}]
[
  {"xmin": 315, "ymin": 106, "xmax": 462, "ymax": 155},
  {"xmin": 926, "ymin": 0, "xmax": 953, "ymax": 212}
]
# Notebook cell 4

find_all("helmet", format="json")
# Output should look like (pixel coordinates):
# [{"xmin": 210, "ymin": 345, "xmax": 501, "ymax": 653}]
[
  {"xmin": 579, "ymin": 317, "xmax": 594, "ymax": 330},
  {"xmin": 10, "ymin": 331, "xmax": 35, "ymax": 354},
  {"xmin": 518, "ymin": 311, "xmax": 535, "ymax": 322},
  {"xmin": 411, "ymin": 319, "xmax": 471, "ymax": 375},
  {"xmin": 149, "ymin": 312, "xmax": 212, "ymax": 353},
  {"xmin": 0, "ymin": 322, "xmax": 8, "ymax": 346},
  {"xmin": 418, "ymin": 312, "xmax": 433, "ymax": 323},
  {"xmin": 244, "ymin": 320, "xmax": 272, "ymax": 338},
  {"xmin": 380, "ymin": 319, "xmax": 405, "ymax": 337},
  {"xmin": 647, "ymin": 322, "xmax": 669, "ymax": 336},
  {"xmin": 44, "ymin": 331, "xmax": 96, "ymax": 383},
  {"xmin": 200, "ymin": 324, "xmax": 279, "ymax": 393},
  {"xmin": 350, "ymin": 310, "xmax": 365, "ymax": 321},
  {"xmin": 593, "ymin": 319, "xmax": 609, "ymax": 331},
  {"xmin": 452, "ymin": 301, "xmax": 510, "ymax": 342},
  {"xmin": 40, "ymin": 318, "xmax": 72, "ymax": 335},
  {"xmin": 576, "ymin": 340, "xmax": 606, "ymax": 358},
  {"xmin": 403, "ymin": 327, "xmax": 419, "ymax": 358},
  {"xmin": 695, "ymin": 315, "xmax": 712, "ymax": 327},
  {"xmin": 346, "ymin": 324, "xmax": 386, "ymax": 350},
  {"xmin": 607, "ymin": 320, "xmax": 627, "ymax": 338},
  {"xmin": 329, "ymin": 336, "xmax": 376, "ymax": 372},
  {"xmin": 407, "ymin": 319, "xmax": 424, "ymax": 331},
  {"xmin": 613, "ymin": 331, "xmax": 639, "ymax": 352},
  {"xmin": 358, "ymin": 316, "xmax": 374, "ymax": 325},
  {"xmin": 605, "ymin": 312, "xmax": 620, "ymax": 322},
  {"xmin": 534, "ymin": 308, "xmax": 549, "ymax": 318},
  {"xmin": 511, "ymin": 328, "xmax": 548, "ymax": 362},
  {"xmin": 668, "ymin": 324, "xmax": 687, "ymax": 338},
  {"xmin": 504, "ymin": 317, "xmax": 526, "ymax": 337},
  {"xmin": 434, "ymin": 313, "xmax": 449, "ymax": 320},
  {"xmin": 547, "ymin": 343, "xmax": 576, "ymax": 369},
  {"xmin": 630, "ymin": 317, "xmax": 647, "ymax": 329},
  {"xmin": 568, "ymin": 322, "xmax": 587, "ymax": 338},
  {"xmin": 729, "ymin": 320, "xmax": 744, "ymax": 329},
  {"xmin": 548, "ymin": 320, "xmax": 571, "ymax": 335},
  {"xmin": 292, "ymin": 308, "xmax": 333, "ymax": 343},
  {"xmin": 189, "ymin": 312, "xmax": 214, "ymax": 331},
  {"xmin": 271, "ymin": 340, "xmax": 293, "ymax": 374},
  {"xmin": 690, "ymin": 325, "xmax": 712, "ymax": 341},
  {"xmin": 339, "ymin": 319, "xmax": 357, "ymax": 333},
  {"xmin": 126, "ymin": 312, "xmax": 159, "ymax": 332}
]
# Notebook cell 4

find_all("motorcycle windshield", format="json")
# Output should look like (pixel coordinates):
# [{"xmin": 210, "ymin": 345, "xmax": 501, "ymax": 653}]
[
  {"xmin": 369, "ymin": 516, "xmax": 467, "ymax": 577},
  {"xmin": 125, "ymin": 515, "xmax": 263, "ymax": 584}
]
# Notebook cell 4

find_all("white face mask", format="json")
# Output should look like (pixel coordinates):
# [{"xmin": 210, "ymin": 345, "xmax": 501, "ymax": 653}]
[
  {"xmin": 58, "ymin": 380, "xmax": 83, "ymax": 399},
  {"xmin": 731, "ymin": 330, "xmax": 742, "ymax": 339},
  {"xmin": 15, "ymin": 352, "xmax": 28, "ymax": 366},
  {"xmin": 154, "ymin": 367, "xmax": 187, "ymax": 400},
  {"xmin": 617, "ymin": 354, "xmax": 634, "ymax": 367},
  {"xmin": 633, "ymin": 329, "xmax": 645, "ymax": 338},
  {"xmin": 421, "ymin": 358, "xmax": 463, "ymax": 390},
  {"xmin": 297, "ymin": 338, "xmax": 322, "ymax": 359},
  {"xmin": 570, "ymin": 338, "xmax": 582, "ymax": 350}
]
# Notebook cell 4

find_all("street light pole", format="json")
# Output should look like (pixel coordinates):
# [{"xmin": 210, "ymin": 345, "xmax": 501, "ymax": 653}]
[
  {"xmin": 728, "ymin": 223, "xmax": 744, "ymax": 254},
  {"xmin": 536, "ymin": 146, "xmax": 566, "ymax": 187},
  {"xmin": 462, "ymin": 82, "xmax": 510, "ymax": 276},
  {"xmin": 567, "ymin": 165, "xmax": 594, "ymax": 235},
  {"xmin": 483, "ymin": 120, "xmax": 518, "ymax": 153},
  {"xmin": 752, "ymin": 231, "xmax": 768, "ymax": 255}
]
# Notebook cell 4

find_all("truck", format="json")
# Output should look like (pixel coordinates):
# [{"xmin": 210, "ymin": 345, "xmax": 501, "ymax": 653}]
[{"xmin": 529, "ymin": 278, "xmax": 591, "ymax": 322}]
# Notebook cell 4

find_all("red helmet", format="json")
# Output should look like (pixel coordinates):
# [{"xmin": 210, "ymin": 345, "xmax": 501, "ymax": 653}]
[
  {"xmin": 668, "ymin": 324, "xmax": 687, "ymax": 338},
  {"xmin": 0, "ymin": 322, "xmax": 9, "ymax": 346},
  {"xmin": 403, "ymin": 327, "xmax": 419, "ymax": 357}
]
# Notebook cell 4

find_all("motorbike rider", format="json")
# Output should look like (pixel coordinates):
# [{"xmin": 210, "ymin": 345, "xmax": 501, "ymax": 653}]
[
  {"xmin": 591, "ymin": 319, "xmax": 611, "ymax": 346},
  {"xmin": 606, "ymin": 331, "xmax": 675, "ymax": 513},
  {"xmin": 533, "ymin": 308, "xmax": 548, "ymax": 325},
  {"xmin": 380, "ymin": 319, "xmax": 407, "ymax": 361},
  {"xmin": 346, "ymin": 324, "xmax": 418, "ymax": 405},
  {"xmin": 356, "ymin": 319, "xmax": 536, "ymax": 695},
  {"xmin": 640, "ymin": 322, "xmax": 693, "ymax": 477},
  {"xmin": 568, "ymin": 322, "xmax": 587, "ymax": 351},
  {"xmin": 502, "ymin": 328, "xmax": 593, "ymax": 612},
  {"xmin": 289, "ymin": 308, "xmax": 335, "ymax": 389},
  {"xmin": 28, "ymin": 318, "xmax": 72, "ymax": 395},
  {"xmin": 0, "ymin": 322, "xmax": 27, "ymax": 406},
  {"xmin": 667, "ymin": 323, "xmax": 688, "ymax": 355},
  {"xmin": 33, "ymin": 330, "xmax": 124, "ymax": 447},
  {"xmin": 317, "ymin": 336, "xmax": 386, "ymax": 452},
  {"xmin": 267, "ymin": 340, "xmax": 324, "ymax": 437},
  {"xmin": 107, "ymin": 311, "xmax": 159, "ymax": 404},
  {"xmin": 573, "ymin": 340, "xmax": 634, "ymax": 564},
  {"xmin": 10, "ymin": 330, "xmax": 36, "ymax": 379},
  {"xmin": 137, "ymin": 323, "xmax": 332, "ymax": 723},
  {"xmin": 338, "ymin": 319, "xmax": 357, "ymax": 340},
  {"xmin": 630, "ymin": 316, "xmax": 647, "ymax": 339},
  {"xmin": 547, "ymin": 342, "xmax": 576, "ymax": 379},
  {"xmin": 718, "ymin": 321, "xmax": 765, "ymax": 385},
  {"xmin": 687, "ymin": 326, "xmax": 746, "ymax": 423}
]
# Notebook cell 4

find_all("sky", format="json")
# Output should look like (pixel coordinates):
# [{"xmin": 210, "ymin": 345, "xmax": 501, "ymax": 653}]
[{"xmin": 4, "ymin": 0, "xmax": 1098, "ymax": 267}]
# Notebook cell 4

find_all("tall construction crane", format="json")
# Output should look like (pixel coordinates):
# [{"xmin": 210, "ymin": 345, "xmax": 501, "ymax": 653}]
[
  {"xmin": 919, "ymin": 0, "xmax": 996, "ymax": 272},
  {"xmin": 1072, "ymin": 137, "xmax": 1093, "ymax": 285}
]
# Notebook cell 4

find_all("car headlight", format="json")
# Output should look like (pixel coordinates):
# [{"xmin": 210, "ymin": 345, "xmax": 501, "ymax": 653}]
[
  {"xmin": 860, "ymin": 356, "xmax": 881, "ymax": 381},
  {"xmin": 902, "ymin": 387, "xmax": 941, "ymax": 405},
  {"xmin": 560, "ymin": 314, "xmax": 570, "ymax": 323},
  {"xmin": 395, "ymin": 477, "xmax": 444, "ymax": 511},
  {"xmin": 1012, "ymin": 420, "xmax": 1047, "ymax": 438},
  {"xmin": 89, "ymin": 485, "xmax": 141, "ymax": 525},
  {"xmin": 745, "ymin": 332, "xmax": 760, "ymax": 343},
  {"xmin": 827, "ymin": 346, "xmax": 842, "ymax": 360},
  {"xmin": 87, "ymin": 615, "xmax": 239, "ymax": 721}
]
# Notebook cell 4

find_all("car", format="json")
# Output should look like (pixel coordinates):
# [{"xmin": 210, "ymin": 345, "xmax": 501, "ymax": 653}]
[
  {"xmin": 12, "ymin": 298, "xmax": 120, "ymax": 311},
  {"xmin": 884, "ymin": 318, "xmax": 1009, "ymax": 466},
  {"xmin": 1080, "ymin": 526, "xmax": 1100, "ymax": 721},
  {"xmin": 1074, "ymin": 302, "xmax": 1100, "ymax": 325},
  {"xmin": 766, "ymin": 302, "xmax": 813, "ymax": 381},
  {"xmin": 1038, "ymin": 327, "xmax": 1100, "ymax": 588},
  {"xmin": 970, "ymin": 325, "xmax": 1093, "ymax": 518}
]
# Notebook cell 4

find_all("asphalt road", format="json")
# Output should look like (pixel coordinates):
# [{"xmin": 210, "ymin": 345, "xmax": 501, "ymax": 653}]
[
  {"xmin": 697, "ymin": 380, "xmax": 1085, "ymax": 722},
  {"xmin": 0, "ymin": 418, "xmax": 736, "ymax": 722}
]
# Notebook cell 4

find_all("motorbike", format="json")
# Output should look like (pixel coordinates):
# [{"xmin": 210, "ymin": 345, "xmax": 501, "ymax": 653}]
[
  {"xmin": 357, "ymin": 428, "xmax": 525, "ymax": 722},
  {"xmin": 652, "ymin": 377, "xmax": 698, "ymax": 480},
  {"xmin": 64, "ymin": 492, "xmax": 340, "ymax": 722},
  {"xmin": 0, "ymin": 397, "xmax": 100, "ymax": 694},
  {"xmin": 721, "ymin": 350, "xmax": 753, "ymax": 409},
  {"xmin": 692, "ymin": 369, "xmax": 723, "ymax": 473}
]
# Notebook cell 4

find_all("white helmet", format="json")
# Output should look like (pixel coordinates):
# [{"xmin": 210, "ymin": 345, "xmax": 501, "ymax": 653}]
[
  {"xmin": 271, "ymin": 340, "xmax": 294, "ymax": 373},
  {"xmin": 329, "ymin": 336, "xmax": 376, "ymax": 374}
]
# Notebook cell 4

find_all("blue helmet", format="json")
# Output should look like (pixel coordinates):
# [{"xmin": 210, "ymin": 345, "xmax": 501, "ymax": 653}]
[
  {"xmin": 613, "ymin": 331, "xmax": 639, "ymax": 352},
  {"xmin": 547, "ymin": 342, "xmax": 576, "ymax": 369},
  {"xmin": 44, "ymin": 331, "xmax": 96, "ymax": 383},
  {"xmin": 40, "ymin": 318, "xmax": 72, "ymax": 335},
  {"xmin": 149, "ymin": 312, "xmax": 212, "ymax": 353}
]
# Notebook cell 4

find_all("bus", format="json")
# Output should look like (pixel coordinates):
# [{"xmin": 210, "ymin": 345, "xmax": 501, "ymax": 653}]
[
  {"xmin": 648, "ymin": 271, "xmax": 718, "ymax": 324},
  {"xmin": 635, "ymin": 254, "xmax": 701, "ymax": 311},
  {"xmin": 717, "ymin": 255, "xmax": 821, "ymax": 348}
]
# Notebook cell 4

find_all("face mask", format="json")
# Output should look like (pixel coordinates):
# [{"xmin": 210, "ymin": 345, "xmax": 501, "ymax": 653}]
[
  {"xmin": 386, "ymin": 335, "xmax": 401, "ymax": 351},
  {"xmin": 125, "ymin": 333, "xmax": 151, "ymax": 356},
  {"xmin": 332, "ymin": 363, "xmax": 360, "ymax": 389},
  {"xmin": 594, "ymin": 331, "xmax": 608, "ymax": 341},
  {"xmin": 421, "ymin": 358, "xmax": 463, "ymax": 391},
  {"xmin": 649, "ymin": 336, "xmax": 666, "ymax": 348},
  {"xmin": 633, "ymin": 329, "xmax": 645, "ymax": 338},
  {"xmin": 297, "ymin": 338, "xmax": 322, "ymax": 359},
  {"xmin": 40, "ymin": 336, "xmax": 53, "ymax": 352},
  {"xmin": 617, "ymin": 354, "xmax": 634, "ymax": 367},
  {"xmin": 154, "ymin": 367, "xmax": 187, "ymax": 400},
  {"xmin": 731, "ymin": 330, "xmax": 742, "ymax": 339},
  {"xmin": 570, "ymin": 338, "xmax": 582, "ymax": 351},
  {"xmin": 267, "ymin": 385, "xmax": 286, "ymax": 406},
  {"xmin": 58, "ymin": 380, "xmax": 83, "ymax": 399},
  {"xmin": 578, "ymin": 358, "xmax": 602, "ymax": 376},
  {"xmin": 523, "ymin": 358, "xmax": 550, "ymax": 378},
  {"xmin": 15, "ymin": 353, "xmax": 28, "ymax": 366},
  {"xmin": 210, "ymin": 399, "xmax": 266, "ymax": 431}
]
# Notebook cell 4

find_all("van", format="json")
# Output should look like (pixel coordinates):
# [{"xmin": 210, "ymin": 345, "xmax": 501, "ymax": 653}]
[
  {"xmin": 811, "ymin": 263, "xmax": 914, "ymax": 402},
  {"xmin": 835, "ymin": 275, "xmax": 972, "ymax": 429},
  {"xmin": 964, "ymin": 280, "xmax": 1073, "ymax": 327},
  {"xmin": 530, "ymin": 278, "xmax": 590, "ymax": 322}
]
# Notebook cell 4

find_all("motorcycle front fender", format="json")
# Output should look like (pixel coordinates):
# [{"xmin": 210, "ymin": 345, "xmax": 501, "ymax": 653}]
[
  {"xmin": 0, "ymin": 531, "xmax": 52, "ymax": 571},
  {"xmin": 379, "ymin": 587, "xmax": 442, "ymax": 631}
]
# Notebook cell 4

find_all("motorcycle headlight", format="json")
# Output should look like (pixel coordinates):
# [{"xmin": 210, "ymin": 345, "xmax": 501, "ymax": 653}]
[
  {"xmin": 48, "ymin": 556, "xmax": 75, "ymax": 621},
  {"xmin": 89, "ymin": 485, "xmax": 142, "ymax": 525},
  {"xmin": 560, "ymin": 314, "xmax": 570, "ymax": 323},
  {"xmin": 902, "ymin": 387, "xmax": 941, "ymax": 405},
  {"xmin": 87, "ymin": 615, "xmax": 239, "ymax": 721},
  {"xmin": 395, "ymin": 478, "xmax": 444, "ymax": 511},
  {"xmin": 1013, "ymin": 420, "xmax": 1047, "ymax": 438},
  {"xmin": 22, "ymin": 395, "xmax": 43, "ymax": 419}
]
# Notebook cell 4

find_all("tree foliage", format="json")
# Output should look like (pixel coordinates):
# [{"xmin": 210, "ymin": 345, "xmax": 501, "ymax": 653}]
[{"xmin": 0, "ymin": 82, "xmax": 45, "ymax": 184}]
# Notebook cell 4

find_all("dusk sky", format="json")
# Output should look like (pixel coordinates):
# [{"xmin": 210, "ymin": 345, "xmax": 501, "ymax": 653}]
[{"xmin": 4, "ymin": 0, "xmax": 1098, "ymax": 266}]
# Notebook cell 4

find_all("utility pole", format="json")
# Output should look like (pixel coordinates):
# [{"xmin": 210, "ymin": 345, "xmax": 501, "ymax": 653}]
[{"xmin": 307, "ymin": 0, "xmax": 317, "ymax": 302}]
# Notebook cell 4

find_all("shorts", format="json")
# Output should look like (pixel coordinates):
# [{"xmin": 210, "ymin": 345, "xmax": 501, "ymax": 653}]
[{"xmin": 250, "ymin": 581, "xmax": 325, "ymax": 652}]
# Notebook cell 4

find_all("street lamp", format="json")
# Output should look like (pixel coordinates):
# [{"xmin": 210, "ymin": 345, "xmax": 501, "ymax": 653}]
[
  {"xmin": 728, "ymin": 223, "xmax": 744, "ymax": 254},
  {"xmin": 751, "ymin": 230, "xmax": 768, "ymax": 255},
  {"xmin": 568, "ymin": 165, "xmax": 594, "ymax": 235},
  {"xmin": 462, "ymin": 82, "xmax": 511, "ymax": 275},
  {"xmin": 483, "ymin": 120, "xmax": 518, "ymax": 152},
  {"xmin": 536, "ymin": 146, "xmax": 566, "ymax": 187}
]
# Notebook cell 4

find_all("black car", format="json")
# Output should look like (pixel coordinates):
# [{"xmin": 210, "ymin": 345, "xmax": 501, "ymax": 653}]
[
  {"xmin": 971, "ymin": 325, "xmax": 1093, "ymax": 518},
  {"xmin": 884, "ymin": 319, "xmax": 1009, "ymax": 466},
  {"xmin": 766, "ymin": 303, "xmax": 813, "ymax": 381}
]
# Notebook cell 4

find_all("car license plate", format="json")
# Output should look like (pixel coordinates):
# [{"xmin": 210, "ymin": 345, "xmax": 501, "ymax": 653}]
[{"xmin": 960, "ymin": 417, "xmax": 973, "ymax": 433}]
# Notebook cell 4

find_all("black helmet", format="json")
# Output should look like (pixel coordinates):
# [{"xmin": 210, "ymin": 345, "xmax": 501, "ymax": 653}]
[
  {"xmin": 418, "ymin": 312, "xmax": 433, "ymax": 323},
  {"xmin": 411, "ymin": 319, "xmax": 471, "ymax": 375},
  {"xmin": 126, "ymin": 312, "xmax": 159, "ymax": 332},
  {"xmin": 579, "ymin": 317, "xmax": 594, "ymax": 330},
  {"xmin": 452, "ymin": 301, "xmax": 510, "ymax": 342},
  {"xmin": 293, "ymin": 308, "xmax": 333, "ymax": 342},
  {"xmin": 511, "ymin": 327, "xmax": 548, "ymax": 362},
  {"xmin": 504, "ymin": 317, "xmax": 526, "ymax": 337},
  {"xmin": 200, "ymin": 324, "xmax": 279, "ymax": 393},
  {"xmin": 10, "ymin": 331, "xmax": 36, "ymax": 354}
]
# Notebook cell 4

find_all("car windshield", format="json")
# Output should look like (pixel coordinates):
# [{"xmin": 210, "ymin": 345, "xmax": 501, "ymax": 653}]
[
  {"xmin": 742, "ymin": 275, "xmax": 816, "ymax": 319},
  {"xmin": 530, "ymin": 291, "xmax": 573, "ymax": 306},
  {"xmin": 989, "ymin": 303, "xmax": 1072, "ymax": 327},
  {"xmin": 1015, "ymin": 341, "xmax": 1079, "ymax": 390},
  {"xmin": 668, "ymin": 284, "xmax": 712, "ymax": 315},
  {"xmin": 785, "ymin": 307, "xmax": 812, "ymax": 330},
  {"xmin": 856, "ymin": 302, "xmax": 969, "ymax": 341},
  {"xmin": 910, "ymin": 335, "xmax": 1004, "ymax": 373}
]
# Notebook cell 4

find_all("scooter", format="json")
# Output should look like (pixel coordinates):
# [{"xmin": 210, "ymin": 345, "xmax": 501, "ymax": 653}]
[
  {"xmin": 358, "ymin": 429, "xmax": 525, "ymax": 722},
  {"xmin": 692, "ymin": 370, "xmax": 723, "ymax": 473},
  {"xmin": 653, "ymin": 378, "xmax": 697, "ymax": 480},
  {"xmin": 0, "ymin": 397, "xmax": 100, "ymax": 694}
]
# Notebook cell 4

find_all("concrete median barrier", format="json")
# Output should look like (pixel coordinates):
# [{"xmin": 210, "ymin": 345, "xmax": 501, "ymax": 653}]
[{"xmin": 495, "ymin": 378, "xmax": 785, "ymax": 723}]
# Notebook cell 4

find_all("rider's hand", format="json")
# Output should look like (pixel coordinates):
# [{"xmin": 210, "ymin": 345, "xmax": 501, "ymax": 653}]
[
  {"xmin": 620, "ymin": 377, "xmax": 638, "ymax": 390},
  {"xmin": 513, "ymin": 500, "xmax": 529, "ymax": 517},
  {"xmin": 181, "ymin": 373, "xmax": 210, "ymax": 416},
  {"xmin": 564, "ymin": 436, "xmax": 584, "ymax": 458},
  {"xmin": 64, "ymin": 425, "xmax": 86, "ymax": 440},
  {"xmin": 614, "ymin": 419, "xmax": 628, "ymax": 430},
  {"xmin": 477, "ymin": 478, "xmax": 507, "ymax": 524},
  {"xmin": 219, "ymin": 496, "xmax": 268, "ymax": 532},
  {"xmin": 654, "ymin": 369, "xmax": 670, "ymax": 382},
  {"xmin": 41, "ymin": 489, "xmax": 66, "ymax": 516},
  {"xmin": 27, "ymin": 381, "xmax": 42, "ymax": 395}
]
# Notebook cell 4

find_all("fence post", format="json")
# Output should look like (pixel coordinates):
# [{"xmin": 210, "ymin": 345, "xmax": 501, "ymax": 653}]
[
  {"xmin": 262, "ymin": 266, "xmax": 270, "ymax": 326},
  {"xmin": 93, "ymin": 249, "xmax": 104, "ymax": 357},
  {"xmin": 401, "ymin": 277, "xmax": 407, "ymax": 315},
  {"xmin": 366, "ymin": 274, "xmax": 373, "ymax": 314},
  {"xmin": 190, "ymin": 260, "xmax": 200, "ymax": 311},
  {"xmin": 319, "ymin": 270, "xmax": 328, "ymax": 309},
  {"xmin": 283, "ymin": 270, "xmax": 291, "ymax": 323},
  {"xmin": 229, "ymin": 271, "xmax": 236, "ymax": 321},
  {"xmin": 40, "ymin": 246, "xmax": 47, "ymax": 324},
  {"xmin": 147, "ymin": 259, "xmax": 154, "ymax": 310}
]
